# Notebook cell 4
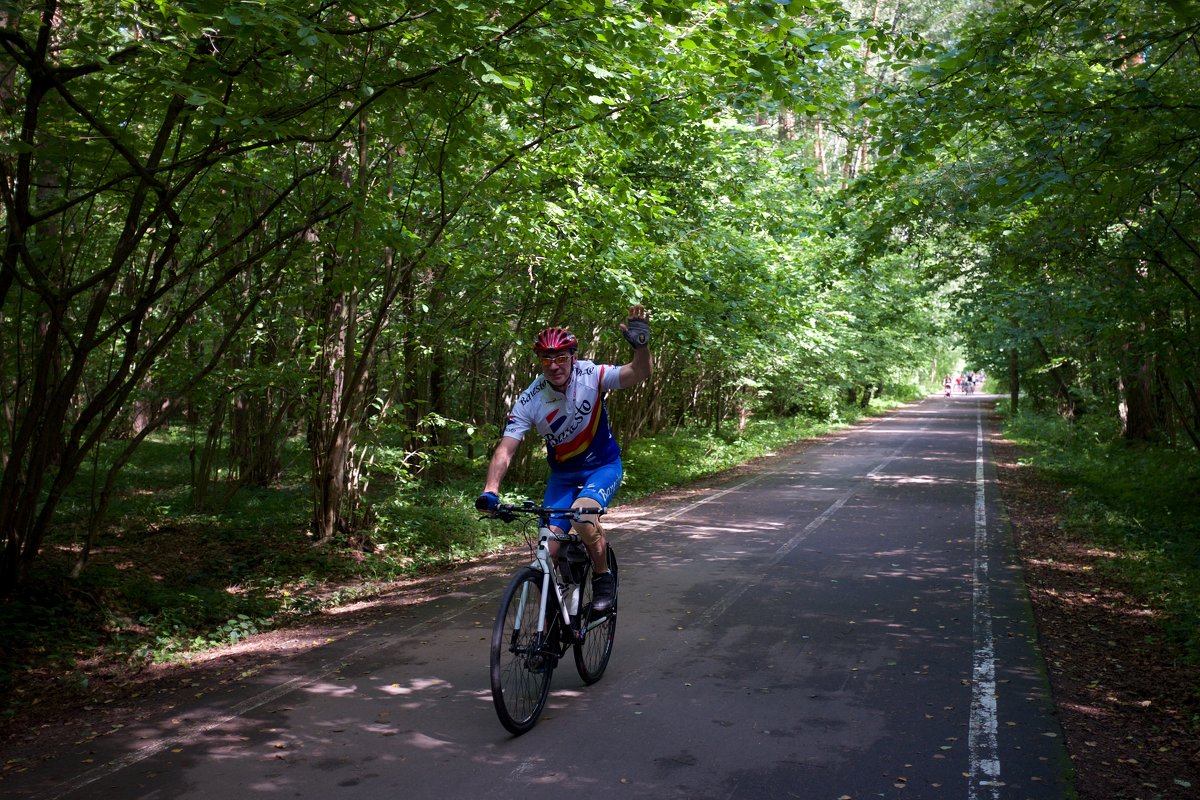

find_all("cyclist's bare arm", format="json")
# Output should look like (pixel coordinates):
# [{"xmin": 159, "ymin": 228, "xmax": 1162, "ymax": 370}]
[
  {"xmin": 617, "ymin": 304, "xmax": 652, "ymax": 389},
  {"xmin": 483, "ymin": 436, "xmax": 521, "ymax": 495},
  {"xmin": 617, "ymin": 345, "xmax": 652, "ymax": 389}
]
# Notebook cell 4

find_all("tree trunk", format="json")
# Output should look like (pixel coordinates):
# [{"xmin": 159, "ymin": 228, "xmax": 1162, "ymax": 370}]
[
  {"xmin": 1161, "ymin": 380, "xmax": 1200, "ymax": 453},
  {"xmin": 1008, "ymin": 348, "xmax": 1020, "ymax": 416},
  {"xmin": 309, "ymin": 110, "xmax": 370, "ymax": 544},
  {"xmin": 192, "ymin": 397, "xmax": 228, "ymax": 512},
  {"xmin": 230, "ymin": 389, "xmax": 288, "ymax": 486},
  {"xmin": 1117, "ymin": 352, "xmax": 1157, "ymax": 443},
  {"xmin": 1184, "ymin": 378, "xmax": 1200, "ymax": 439},
  {"xmin": 777, "ymin": 109, "xmax": 795, "ymax": 141},
  {"xmin": 813, "ymin": 119, "xmax": 829, "ymax": 179},
  {"xmin": 1034, "ymin": 337, "xmax": 1081, "ymax": 418}
]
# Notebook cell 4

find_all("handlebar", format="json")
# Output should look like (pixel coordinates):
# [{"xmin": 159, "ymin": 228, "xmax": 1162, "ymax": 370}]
[{"xmin": 486, "ymin": 501, "xmax": 607, "ymax": 524}]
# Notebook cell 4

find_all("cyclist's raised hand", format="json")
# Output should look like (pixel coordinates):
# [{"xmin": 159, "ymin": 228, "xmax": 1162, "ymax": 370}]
[
  {"xmin": 620, "ymin": 304, "xmax": 649, "ymax": 349},
  {"xmin": 476, "ymin": 491, "xmax": 500, "ymax": 513}
]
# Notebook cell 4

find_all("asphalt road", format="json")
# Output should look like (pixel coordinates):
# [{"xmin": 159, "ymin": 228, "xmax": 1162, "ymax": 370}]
[{"xmin": 8, "ymin": 394, "xmax": 1072, "ymax": 800}]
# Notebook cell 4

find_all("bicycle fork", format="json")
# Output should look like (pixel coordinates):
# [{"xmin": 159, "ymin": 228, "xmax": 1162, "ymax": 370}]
[{"xmin": 509, "ymin": 536, "xmax": 578, "ymax": 663}]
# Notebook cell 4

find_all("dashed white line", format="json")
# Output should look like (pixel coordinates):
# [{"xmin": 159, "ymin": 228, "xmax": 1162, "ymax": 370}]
[{"xmin": 693, "ymin": 427, "xmax": 926, "ymax": 628}]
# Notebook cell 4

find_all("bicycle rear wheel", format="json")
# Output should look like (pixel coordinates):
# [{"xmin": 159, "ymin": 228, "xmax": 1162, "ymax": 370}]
[
  {"xmin": 491, "ymin": 566, "xmax": 555, "ymax": 735},
  {"xmin": 574, "ymin": 545, "xmax": 618, "ymax": 684}
]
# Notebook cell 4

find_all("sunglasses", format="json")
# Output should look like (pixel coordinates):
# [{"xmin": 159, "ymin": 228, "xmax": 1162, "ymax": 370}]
[{"xmin": 538, "ymin": 353, "xmax": 573, "ymax": 367}]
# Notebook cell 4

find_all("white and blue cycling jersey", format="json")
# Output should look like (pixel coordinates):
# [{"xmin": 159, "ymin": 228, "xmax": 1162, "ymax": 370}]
[{"xmin": 502, "ymin": 359, "xmax": 625, "ymax": 472}]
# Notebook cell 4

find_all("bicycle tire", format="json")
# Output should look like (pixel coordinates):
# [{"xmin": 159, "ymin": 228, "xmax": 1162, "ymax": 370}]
[
  {"xmin": 490, "ymin": 566, "xmax": 555, "ymax": 735},
  {"xmin": 574, "ymin": 545, "xmax": 618, "ymax": 684}
]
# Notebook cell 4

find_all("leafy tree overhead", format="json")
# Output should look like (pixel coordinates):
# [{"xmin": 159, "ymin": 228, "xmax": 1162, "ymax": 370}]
[
  {"xmin": 3, "ymin": 8, "xmax": 1198, "ymax": 769},
  {"xmin": 2, "ymin": 0, "xmax": 925, "ymax": 593},
  {"xmin": 850, "ymin": 0, "xmax": 1200, "ymax": 446}
]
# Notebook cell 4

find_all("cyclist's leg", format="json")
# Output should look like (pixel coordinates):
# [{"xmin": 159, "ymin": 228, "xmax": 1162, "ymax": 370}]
[
  {"xmin": 572, "ymin": 495, "xmax": 607, "ymax": 570},
  {"xmin": 543, "ymin": 472, "xmax": 580, "ymax": 560},
  {"xmin": 572, "ymin": 460, "xmax": 623, "ymax": 575}
]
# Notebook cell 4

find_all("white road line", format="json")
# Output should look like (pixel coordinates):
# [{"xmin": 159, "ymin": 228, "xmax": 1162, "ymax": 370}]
[
  {"xmin": 693, "ymin": 428, "xmax": 925, "ymax": 628},
  {"xmin": 968, "ymin": 406, "xmax": 1002, "ymax": 800},
  {"xmin": 612, "ymin": 475, "xmax": 766, "ymax": 533}
]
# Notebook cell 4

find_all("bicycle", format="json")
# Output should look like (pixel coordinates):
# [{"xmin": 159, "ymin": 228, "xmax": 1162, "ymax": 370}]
[{"xmin": 486, "ymin": 501, "xmax": 619, "ymax": 735}]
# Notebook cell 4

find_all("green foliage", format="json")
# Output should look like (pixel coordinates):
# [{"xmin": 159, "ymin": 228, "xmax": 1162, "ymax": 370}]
[
  {"xmin": 2, "ymin": 0, "xmax": 954, "ymax": 596},
  {"xmin": 621, "ymin": 390, "xmax": 911, "ymax": 497},
  {"xmin": 0, "ymin": 392, "xmax": 910, "ymax": 707},
  {"xmin": 0, "ymin": 0, "xmax": 962, "ymax": 719},
  {"xmin": 1003, "ymin": 410, "xmax": 1200, "ymax": 664},
  {"xmin": 849, "ymin": 0, "xmax": 1200, "ymax": 437},
  {"xmin": 622, "ymin": 415, "xmax": 840, "ymax": 496},
  {"xmin": 374, "ymin": 488, "xmax": 512, "ymax": 566}
]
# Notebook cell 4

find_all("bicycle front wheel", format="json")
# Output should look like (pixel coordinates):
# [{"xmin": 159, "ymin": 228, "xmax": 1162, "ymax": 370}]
[
  {"xmin": 574, "ymin": 545, "xmax": 618, "ymax": 684},
  {"xmin": 490, "ymin": 566, "xmax": 555, "ymax": 735}
]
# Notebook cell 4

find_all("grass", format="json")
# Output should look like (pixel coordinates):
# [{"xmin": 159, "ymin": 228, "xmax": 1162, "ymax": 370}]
[
  {"xmin": 999, "ymin": 404, "xmax": 1200, "ymax": 664},
  {"xmin": 0, "ymin": 394, "xmax": 908, "ymax": 722},
  {"xmin": 620, "ymin": 413, "xmax": 865, "ymax": 498}
]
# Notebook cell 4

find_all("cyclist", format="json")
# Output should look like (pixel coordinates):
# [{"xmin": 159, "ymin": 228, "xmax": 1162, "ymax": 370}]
[{"xmin": 476, "ymin": 305, "xmax": 652, "ymax": 612}]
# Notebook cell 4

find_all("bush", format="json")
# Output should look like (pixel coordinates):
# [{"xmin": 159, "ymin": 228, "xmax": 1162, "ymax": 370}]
[{"xmin": 4, "ymin": 398, "xmax": 911, "ymax": 692}]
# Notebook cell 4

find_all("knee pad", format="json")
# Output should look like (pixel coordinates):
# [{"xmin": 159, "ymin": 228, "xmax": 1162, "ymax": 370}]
[
  {"xmin": 572, "ymin": 506, "xmax": 604, "ymax": 546},
  {"xmin": 573, "ymin": 517, "xmax": 602, "ymax": 546}
]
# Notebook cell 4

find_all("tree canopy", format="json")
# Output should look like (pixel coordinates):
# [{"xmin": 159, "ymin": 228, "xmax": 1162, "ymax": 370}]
[
  {"xmin": 4, "ymin": 0, "xmax": 1195, "ymax": 595},
  {"xmin": 852, "ymin": 0, "xmax": 1200, "ymax": 443}
]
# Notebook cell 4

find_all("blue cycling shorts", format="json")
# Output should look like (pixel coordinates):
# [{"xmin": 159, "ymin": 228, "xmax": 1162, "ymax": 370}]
[{"xmin": 543, "ymin": 459, "xmax": 623, "ymax": 532}]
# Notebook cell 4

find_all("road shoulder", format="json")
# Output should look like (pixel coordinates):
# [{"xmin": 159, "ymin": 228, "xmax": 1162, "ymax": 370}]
[{"xmin": 990, "ymin": 425, "xmax": 1200, "ymax": 800}]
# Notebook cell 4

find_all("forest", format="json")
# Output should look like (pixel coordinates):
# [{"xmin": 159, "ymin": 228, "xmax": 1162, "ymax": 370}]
[{"xmin": 1, "ymin": 0, "xmax": 1198, "ymax": 713}]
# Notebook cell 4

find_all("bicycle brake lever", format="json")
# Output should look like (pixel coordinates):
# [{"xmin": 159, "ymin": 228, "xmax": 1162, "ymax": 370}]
[{"xmin": 572, "ymin": 507, "xmax": 606, "ymax": 520}]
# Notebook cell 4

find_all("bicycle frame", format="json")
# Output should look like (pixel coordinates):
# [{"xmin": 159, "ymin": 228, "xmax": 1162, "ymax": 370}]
[
  {"xmin": 488, "ymin": 500, "xmax": 618, "ymax": 734},
  {"xmin": 500, "ymin": 503, "xmax": 606, "ymax": 643}
]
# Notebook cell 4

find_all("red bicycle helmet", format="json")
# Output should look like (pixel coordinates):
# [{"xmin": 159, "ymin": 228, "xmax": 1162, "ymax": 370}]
[{"xmin": 533, "ymin": 326, "xmax": 578, "ymax": 353}]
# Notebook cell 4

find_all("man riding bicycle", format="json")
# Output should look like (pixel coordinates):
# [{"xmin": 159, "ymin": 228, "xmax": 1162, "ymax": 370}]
[{"xmin": 476, "ymin": 305, "xmax": 653, "ymax": 612}]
